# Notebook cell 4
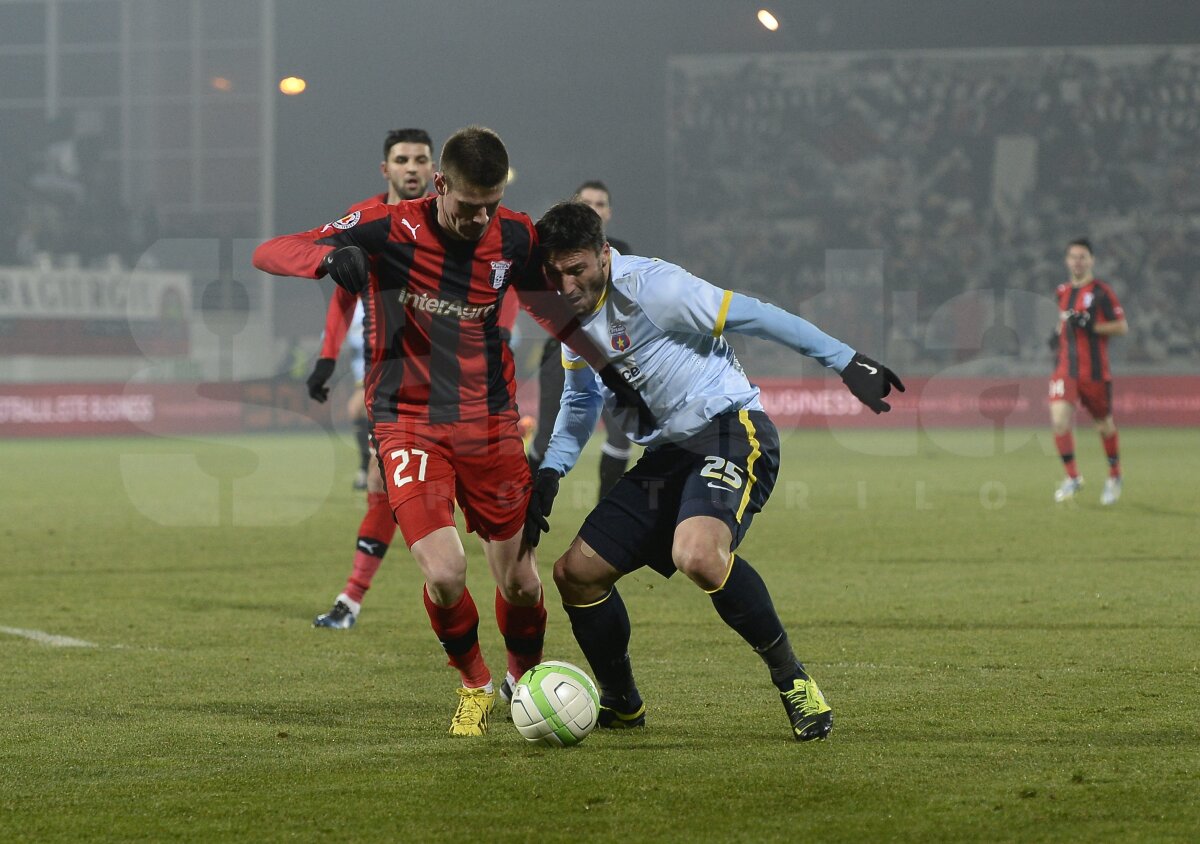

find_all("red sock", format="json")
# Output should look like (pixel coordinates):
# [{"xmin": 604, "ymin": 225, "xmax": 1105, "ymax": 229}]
[
  {"xmin": 1054, "ymin": 432, "xmax": 1079, "ymax": 479},
  {"xmin": 495, "ymin": 587, "xmax": 547, "ymax": 681},
  {"xmin": 424, "ymin": 585, "xmax": 490, "ymax": 688},
  {"xmin": 344, "ymin": 493, "xmax": 396, "ymax": 603},
  {"xmin": 1101, "ymin": 431, "xmax": 1120, "ymax": 478}
]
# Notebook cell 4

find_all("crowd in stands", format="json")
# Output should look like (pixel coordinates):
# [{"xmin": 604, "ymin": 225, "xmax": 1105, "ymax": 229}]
[
  {"xmin": 0, "ymin": 111, "xmax": 155, "ymax": 270},
  {"xmin": 669, "ymin": 47, "xmax": 1200, "ymax": 373}
]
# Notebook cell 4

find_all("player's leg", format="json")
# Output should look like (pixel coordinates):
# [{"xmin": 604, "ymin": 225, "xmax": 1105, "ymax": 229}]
[
  {"xmin": 526, "ymin": 338, "xmax": 564, "ymax": 472},
  {"xmin": 1050, "ymin": 381, "xmax": 1083, "ymax": 501},
  {"xmin": 552, "ymin": 447, "xmax": 681, "ymax": 728},
  {"xmin": 453, "ymin": 413, "xmax": 547, "ymax": 705},
  {"xmin": 597, "ymin": 409, "xmax": 632, "ymax": 501},
  {"xmin": 480, "ymin": 532, "xmax": 546, "ymax": 699},
  {"xmin": 553, "ymin": 536, "xmax": 643, "ymax": 727},
  {"xmin": 376, "ymin": 424, "xmax": 494, "ymax": 735},
  {"xmin": 1085, "ymin": 382, "xmax": 1121, "ymax": 505},
  {"xmin": 674, "ymin": 409, "xmax": 831, "ymax": 741},
  {"xmin": 314, "ymin": 438, "xmax": 396, "ymax": 629},
  {"xmin": 411, "ymin": 525, "xmax": 497, "ymax": 736}
]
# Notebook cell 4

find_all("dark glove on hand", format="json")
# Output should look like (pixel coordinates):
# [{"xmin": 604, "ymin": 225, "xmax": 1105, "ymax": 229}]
[
  {"xmin": 1066, "ymin": 309, "xmax": 1095, "ymax": 332},
  {"xmin": 306, "ymin": 357, "xmax": 336, "ymax": 403},
  {"xmin": 522, "ymin": 469, "xmax": 561, "ymax": 551},
  {"xmin": 320, "ymin": 246, "xmax": 369, "ymax": 295},
  {"xmin": 841, "ymin": 352, "xmax": 906, "ymax": 414},
  {"xmin": 1047, "ymin": 331, "xmax": 1060, "ymax": 352},
  {"xmin": 597, "ymin": 364, "xmax": 657, "ymax": 437}
]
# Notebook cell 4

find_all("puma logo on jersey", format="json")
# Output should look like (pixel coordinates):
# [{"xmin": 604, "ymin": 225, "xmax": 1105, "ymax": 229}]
[
  {"xmin": 856, "ymin": 361, "xmax": 878, "ymax": 375},
  {"xmin": 401, "ymin": 218, "xmax": 421, "ymax": 239}
]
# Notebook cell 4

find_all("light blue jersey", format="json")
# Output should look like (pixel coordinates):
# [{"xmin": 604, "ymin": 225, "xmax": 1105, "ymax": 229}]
[{"xmin": 542, "ymin": 250, "xmax": 856, "ymax": 477}]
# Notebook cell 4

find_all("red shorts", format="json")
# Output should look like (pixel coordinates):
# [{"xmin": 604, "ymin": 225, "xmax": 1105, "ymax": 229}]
[
  {"xmin": 372, "ymin": 413, "xmax": 531, "ymax": 547},
  {"xmin": 1048, "ymin": 376, "xmax": 1112, "ymax": 419}
]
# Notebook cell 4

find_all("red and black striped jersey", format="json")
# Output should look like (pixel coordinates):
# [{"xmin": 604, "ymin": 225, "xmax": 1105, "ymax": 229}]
[
  {"xmin": 1053, "ymin": 278, "xmax": 1124, "ymax": 382},
  {"xmin": 319, "ymin": 193, "xmax": 387, "ymax": 360},
  {"xmin": 255, "ymin": 195, "xmax": 582, "ymax": 424}
]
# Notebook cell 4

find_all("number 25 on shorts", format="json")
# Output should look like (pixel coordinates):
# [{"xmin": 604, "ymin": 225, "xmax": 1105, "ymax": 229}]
[
  {"xmin": 390, "ymin": 448, "xmax": 429, "ymax": 488},
  {"xmin": 700, "ymin": 455, "xmax": 744, "ymax": 489}
]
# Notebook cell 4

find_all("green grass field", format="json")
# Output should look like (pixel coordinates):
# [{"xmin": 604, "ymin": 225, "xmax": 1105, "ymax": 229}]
[{"xmin": 2, "ymin": 428, "xmax": 1197, "ymax": 842}]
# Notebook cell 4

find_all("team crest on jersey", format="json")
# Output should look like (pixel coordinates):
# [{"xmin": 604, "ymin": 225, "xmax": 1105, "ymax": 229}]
[
  {"xmin": 326, "ymin": 210, "xmax": 361, "ymax": 231},
  {"xmin": 610, "ymin": 321, "xmax": 631, "ymax": 352},
  {"xmin": 489, "ymin": 260, "xmax": 513, "ymax": 289}
]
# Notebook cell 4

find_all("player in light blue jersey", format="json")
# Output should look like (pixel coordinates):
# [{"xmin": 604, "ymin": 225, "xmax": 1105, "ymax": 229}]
[{"xmin": 523, "ymin": 201, "xmax": 903, "ymax": 742}]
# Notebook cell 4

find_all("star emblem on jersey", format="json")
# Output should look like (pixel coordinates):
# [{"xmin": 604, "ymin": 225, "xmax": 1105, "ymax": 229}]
[
  {"xmin": 489, "ymin": 260, "xmax": 513, "ymax": 289},
  {"xmin": 610, "ymin": 321, "xmax": 631, "ymax": 352}
]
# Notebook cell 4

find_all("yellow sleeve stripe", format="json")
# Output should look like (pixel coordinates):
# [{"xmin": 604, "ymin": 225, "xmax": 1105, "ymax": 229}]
[
  {"xmin": 562, "ymin": 352, "xmax": 589, "ymax": 370},
  {"xmin": 735, "ymin": 410, "xmax": 761, "ymax": 523},
  {"xmin": 713, "ymin": 289, "xmax": 734, "ymax": 338}
]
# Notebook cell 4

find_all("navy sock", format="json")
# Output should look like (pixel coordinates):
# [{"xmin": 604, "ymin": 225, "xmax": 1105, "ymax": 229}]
[
  {"xmin": 562, "ymin": 587, "xmax": 637, "ymax": 699},
  {"xmin": 709, "ymin": 556, "xmax": 806, "ymax": 690}
]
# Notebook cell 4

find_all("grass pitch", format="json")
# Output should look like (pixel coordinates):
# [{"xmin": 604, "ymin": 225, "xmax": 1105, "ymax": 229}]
[{"xmin": 1, "ymin": 427, "xmax": 1197, "ymax": 842}]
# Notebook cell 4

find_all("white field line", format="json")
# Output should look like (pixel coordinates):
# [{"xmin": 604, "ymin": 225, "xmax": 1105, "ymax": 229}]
[{"xmin": 0, "ymin": 626, "xmax": 100, "ymax": 648}]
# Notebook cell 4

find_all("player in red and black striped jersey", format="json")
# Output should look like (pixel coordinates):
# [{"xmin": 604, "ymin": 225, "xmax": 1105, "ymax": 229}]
[
  {"xmin": 303, "ymin": 129, "xmax": 438, "ymax": 632},
  {"xmin": 1048, "ymin": 238, "xmax": 1129, "ymax": 505},
  {"xmin": 254, "ymin": 126, "xmax": 646, "ymax": 736}
]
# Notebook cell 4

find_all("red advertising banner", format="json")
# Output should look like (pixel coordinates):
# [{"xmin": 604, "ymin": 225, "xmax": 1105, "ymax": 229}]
[
  {"xmin": 755, "ymin": 375, "xmax": 1200, "ymax": 428},
  {"xmin": 0, "ymin": 381, "xmax": 327, "ymax": 438},
  {"xmin": 1, "ymin": 376, "xmax": 1197, "ymax": 438}
]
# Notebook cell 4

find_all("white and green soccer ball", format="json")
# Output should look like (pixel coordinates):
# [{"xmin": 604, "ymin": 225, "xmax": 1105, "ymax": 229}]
[{"xmin": 510, "ymin": 660, "xmax": 600, "ymax": 747}]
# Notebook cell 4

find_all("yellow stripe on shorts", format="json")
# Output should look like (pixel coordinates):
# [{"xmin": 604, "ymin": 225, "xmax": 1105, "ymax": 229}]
[{"xmin": 735, "ymin": 409, "xmax": 761, "ymax": 523}]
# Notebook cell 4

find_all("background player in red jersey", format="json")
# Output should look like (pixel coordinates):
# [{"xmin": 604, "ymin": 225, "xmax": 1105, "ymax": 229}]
[
  {"xmin": 1048, "ymin": 238, "xmax": 1129, "ymax": 504},
  {"xmin": 254, "ymin": 126, "xmax": 650, "ymax": 736},
  {"xmin": 303, "ymin": 128, "xmax": 437, "ymax": 630}
]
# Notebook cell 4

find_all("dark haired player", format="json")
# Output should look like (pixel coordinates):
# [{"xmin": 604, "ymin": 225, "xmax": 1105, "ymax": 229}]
[
  {"xmin": 254, "ymin": 128, "xmax": 650, "ymax": 736},
  {"xmin": 525, "ymin": 201, "xmax": 903, "ymax": 741},
  {"xmin": 528, "ymin": 180, "xmax": 634, "ymax": 499},
  {"xmin": 1049, "ymin": 238, "xmax": 1128, "ymax": 505}
]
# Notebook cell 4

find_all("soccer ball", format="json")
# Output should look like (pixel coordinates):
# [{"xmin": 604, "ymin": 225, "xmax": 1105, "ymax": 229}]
[{"xmin": 510, "ymin": 660, "xmax": 600, "ymax": 747}]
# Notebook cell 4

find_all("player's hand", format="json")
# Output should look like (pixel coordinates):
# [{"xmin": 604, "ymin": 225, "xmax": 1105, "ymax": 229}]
[
  {"xmin": 597, "ymin": 364, "xmax": 657, "ymax": 437},
  {"xmin": 1066, "ymin": 309, "xmax": 1095, "ymax": 333},
  {"xmin": 522, "ymin": 469, "xmax": 561, "ymax": 554},
  {"xmin": 320, "ymin": 246, "xmax": 369, "ymax": 295},
  {"xmin": 840, "ymin": 352, "xmax": 905, "ymax": 414},
  {"xmin": 305, "ymin": 357, "xmax": 336, "ymax": 403},
  {"xmin": 1047, "ymin": 331, "xmax": 1060, "ymax": 352}
]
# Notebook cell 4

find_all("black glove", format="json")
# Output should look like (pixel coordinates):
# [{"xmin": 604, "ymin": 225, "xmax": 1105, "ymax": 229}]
[
  {"xmin": 522, "ymin": 469, "xmax": 561, "ymax": 551},
  {"xmin": 840, "ymin": 352, "xmax": 905, "ymax": 414},
  {"xmin": 1066, "ymin": 309, "xmax": 1094, "ymax": 333},
  {"xmin": 306, "ymin": 357, "xmax": 336, "ymax": 403},
  {"xmin": 597, "ymin": 364, "xmax": 657, "ymax": 437},
  {"xmin": 1047, "ymin": 331, "xmax": 1060, "ymax": 352},
  {"xmin": 320, "ymin": 245, "xmax": 369, "ymax": 295}
]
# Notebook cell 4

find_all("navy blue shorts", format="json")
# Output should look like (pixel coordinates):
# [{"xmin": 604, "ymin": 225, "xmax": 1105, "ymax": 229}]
[{"xmin": 578, "ymin": 409, "xmax": 780, "ymax": 578}]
